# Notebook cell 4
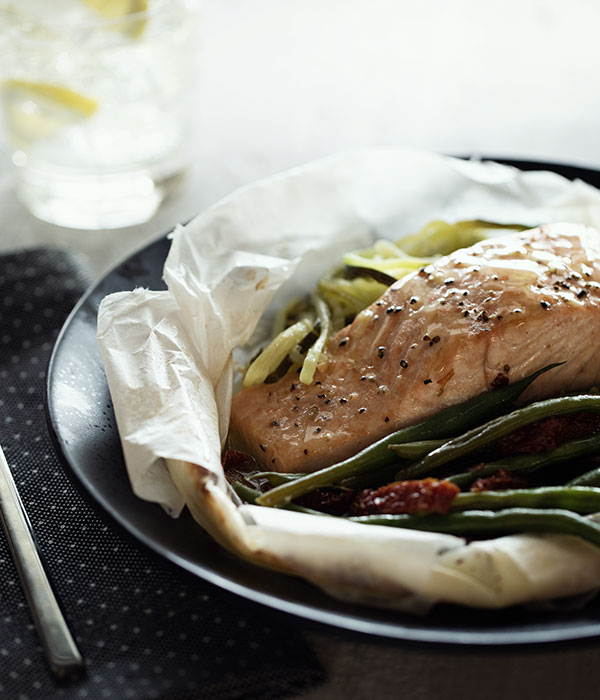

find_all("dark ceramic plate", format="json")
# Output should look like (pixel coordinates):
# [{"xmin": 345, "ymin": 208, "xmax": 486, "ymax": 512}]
[{"xmin": 47, "ymin": 158, "xmax": 600, "ymax": 645}]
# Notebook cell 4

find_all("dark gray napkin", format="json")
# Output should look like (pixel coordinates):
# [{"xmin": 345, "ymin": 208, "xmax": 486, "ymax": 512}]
[{"xmin": 0, "ymin": 247, "xmax": 324, "ymax": 700}]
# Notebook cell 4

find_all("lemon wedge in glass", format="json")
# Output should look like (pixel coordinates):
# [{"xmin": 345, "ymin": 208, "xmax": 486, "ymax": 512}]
[
  {"xmin": 80, "ymin": 0, "xmax": 149, "ymax": 38},
  {"xmin": 1, "ymin": 79, "xmax": 98, "ymax": 149}
]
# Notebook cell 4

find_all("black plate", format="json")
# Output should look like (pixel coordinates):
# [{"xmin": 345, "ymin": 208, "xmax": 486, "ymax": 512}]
[{"xmin": 47, "ymin": 158, "xmax": 600, "ymax": 645}]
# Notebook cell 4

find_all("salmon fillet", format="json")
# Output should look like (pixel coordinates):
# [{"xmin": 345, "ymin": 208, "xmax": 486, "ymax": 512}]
[{"xmin": 230, "ymin": 224, "xmax": 600, "ymax": 473}]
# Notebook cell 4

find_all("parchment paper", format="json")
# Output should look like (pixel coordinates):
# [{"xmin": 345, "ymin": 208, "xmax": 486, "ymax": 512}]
[{"xmin": 97, "ymin": 148, "xmax": 600, "ymax": 610}]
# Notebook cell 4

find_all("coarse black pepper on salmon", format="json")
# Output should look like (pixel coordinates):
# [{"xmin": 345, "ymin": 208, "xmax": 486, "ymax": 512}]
[{"xmin": 229, "ymin": 224, "xmax": 600, "ymax": 473}]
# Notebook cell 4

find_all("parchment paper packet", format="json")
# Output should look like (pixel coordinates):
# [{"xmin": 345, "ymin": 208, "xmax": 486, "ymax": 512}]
[{"xmin": 97, "ymin": 148, "xmax": 600, "ymax": 611}]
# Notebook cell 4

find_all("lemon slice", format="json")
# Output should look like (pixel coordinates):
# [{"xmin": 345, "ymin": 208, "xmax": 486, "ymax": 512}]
[
  {"xmin": 1, "ymin": 80, "xmax": 98, "ymax": 148},
  {"xmin": 80, "ymin": 0, "xmax": 149, "ymax": 38}
]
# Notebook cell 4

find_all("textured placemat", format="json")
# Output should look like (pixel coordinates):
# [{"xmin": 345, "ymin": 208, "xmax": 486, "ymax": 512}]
[{"xmin": 0, "ymin": 247, "xmax": 324, "ymax": 699}]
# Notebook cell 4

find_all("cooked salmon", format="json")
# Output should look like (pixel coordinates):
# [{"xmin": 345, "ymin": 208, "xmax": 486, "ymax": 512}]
[{"xmin": 230, "ymin": 224, "xmax": 600, "ymax": 473}]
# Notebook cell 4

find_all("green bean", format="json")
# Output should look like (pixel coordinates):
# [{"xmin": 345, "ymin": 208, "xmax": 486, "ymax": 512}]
[
  {"xmin": 398, "ymin": 392, "xmax": 600, "ymax": 480},
  {"xmin": 388, "ymin": 439, "xmax": 446, "ymax": 460},
  {"xmin": 349, "ymin": 508, "xmax": 600, "ymax": 547},
  {"xmin": 258, "ymin": 469, "xmax": 376, "ymax": 492},
  {"xmin": 256, "ymin": 364, "xmax": 561, "ymax": 507},
  {"xmin": 231, "ymin": 481, "xmax": 261, "ymax": 503},
  {"xmin": 255, "ymin": 469, "xmax": 377, "ymax": 491},
  {"xmin": 567, "ymin": 466, "xmax": 600, "ymax": 487},
  {"xmin": 340, "ymin": 463, "xmax": 403, "ymax": 490},
  {"xmin": 254, "ymin": 471, "xmax": 305, "ymax": 486},
  {"xmin": 446, "ymin": 433, "xmax": 600, "ymax": 489},
  {"xmin": 230, "ymin": 482, "xmax": 325, "ymax": 516},
  {"xmin": 255, "ymin": 468, "xmax": 376, "ymax": 491},
  {"xmin": 451, "ymin": 487, "xmax": 600, "ymax": 513}
]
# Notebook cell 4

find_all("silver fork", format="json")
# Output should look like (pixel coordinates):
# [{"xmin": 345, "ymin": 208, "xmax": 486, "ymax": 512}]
[{"xmin": 0, "ymin": 445, "xmax": 83, "ymax": 679}]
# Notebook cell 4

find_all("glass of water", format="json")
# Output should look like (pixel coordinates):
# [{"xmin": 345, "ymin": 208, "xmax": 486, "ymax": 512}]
[{"xmin": 0, "ymin": 0, "xmax": 201, "ymax": 229}]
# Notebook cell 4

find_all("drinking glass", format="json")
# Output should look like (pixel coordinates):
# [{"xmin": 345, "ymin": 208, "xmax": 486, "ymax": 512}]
[{"xmin": 0, "ymin": 0, "xmax": 201, "ymax": 229}]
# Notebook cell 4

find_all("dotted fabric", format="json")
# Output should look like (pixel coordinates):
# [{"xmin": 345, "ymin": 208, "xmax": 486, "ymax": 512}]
[{"xmin": 0, "ymin": 248, "xmax": 323, "ymax": 700}]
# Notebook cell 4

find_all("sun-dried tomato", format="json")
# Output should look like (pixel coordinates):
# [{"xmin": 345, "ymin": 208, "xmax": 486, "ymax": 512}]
[
  {"xmin": 469, "ymin": 468, "xmax": 529, "ymax": 493},
  {"xmin": 294, "ymin": 487, "xmax": 357, "ymax": 516},
  {"xmin": 498, "ymin": 413, "xmax": 600, "ymax": 455},
  {"xmin": 222, "ymin": 449, "xmax": 257, "ymax": 472},
  {"xmin": 348, "ymin": 478, "xmax": 459, "ymax": 516}
]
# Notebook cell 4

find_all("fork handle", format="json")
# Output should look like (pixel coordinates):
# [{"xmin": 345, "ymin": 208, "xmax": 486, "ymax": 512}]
[{"xmin": 0, "ymin": 445, "xmax": 83, "ymax": 678}]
